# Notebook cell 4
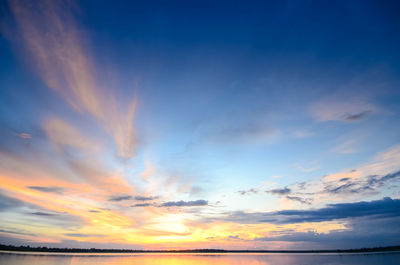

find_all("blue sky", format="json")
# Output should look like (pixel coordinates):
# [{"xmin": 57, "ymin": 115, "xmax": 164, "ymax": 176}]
[{"xmin": 0, "ymin": 0, "xmax": 399, "ymax": 249}]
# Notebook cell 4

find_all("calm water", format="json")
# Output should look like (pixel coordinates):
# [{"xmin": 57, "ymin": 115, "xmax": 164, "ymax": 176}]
[{"xmin": 0, "ymin": 252, "xmax": 399, "ymax": 265}]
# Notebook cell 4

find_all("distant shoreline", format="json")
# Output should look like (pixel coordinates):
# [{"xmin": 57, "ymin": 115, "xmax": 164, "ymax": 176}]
[{"xmin": 1, "ymin": 244, "xmax": 399, "ymax": 254}]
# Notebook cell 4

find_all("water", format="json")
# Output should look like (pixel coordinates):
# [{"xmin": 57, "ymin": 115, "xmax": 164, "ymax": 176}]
[{"xmin": 0, "ymin": 252, "xmax": 399, "ymax": 265}]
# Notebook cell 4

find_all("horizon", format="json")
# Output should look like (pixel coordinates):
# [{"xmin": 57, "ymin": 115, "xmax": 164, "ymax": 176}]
[
  {"xmin": 1, "ymin": 0, "xmax": 400, "ymax": 251},
  {"xmin": 2, "ymin": 243, "xmax": 400, "ymax": 252}
]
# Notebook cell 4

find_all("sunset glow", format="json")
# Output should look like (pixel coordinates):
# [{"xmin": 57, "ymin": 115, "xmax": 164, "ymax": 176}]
[{"xmin": 0, "ymin": 0, "xmax": 399, "ymax": 250}]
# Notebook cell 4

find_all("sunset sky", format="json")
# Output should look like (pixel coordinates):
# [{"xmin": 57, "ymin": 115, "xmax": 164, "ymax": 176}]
[{"xmin": 0, "ymin": 0, "xmax": 400, "ymax": 250}]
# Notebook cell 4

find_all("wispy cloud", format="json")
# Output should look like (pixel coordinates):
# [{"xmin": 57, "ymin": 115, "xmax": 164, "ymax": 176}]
[
  {"xmin": 292, "ymin": 130, "xmax": 314, "ymax": 139},
  {"xmin": 267, "ymin": 145, "xmax": 400, "ymax": 206},
  {"xmin": 108, "ymin": 195, "xmax": 133, "ymax": 202},
  {"xmin": 343, "ymin": 110, "xmax": 372, "ymax": 121},
  {"xmin": 132, "ymin": 203, "xmax": 153, "ymax": 207},
  {"xmin": 134, "ymin": 195, "xmax": 158, "ymax": 201},
  {"xmin": 16, "ymin": 133, "xmax": 31, "ymax": 139},
  {"xmin": 294, "ymin": 162, "xmax": 319, "ymax": 172},
  {"xmin": 310, "ymin": 97, "xmax": 376, "ymax": 122},
  {"xmin": 64, "ymin": 233, "xmax": 104, "ymax": 238},
  {"xmin": 285, "ymin": 195, "xmax": 312, "ymax": 205},
  {"xmin": 9, "ymin": 0, "xmax": 137, "ymax": 158},
  {"xmin": 27, "ymin": 186, "xmax": 65, "ymax": 194},
  {"xmin": 332, "ymin": 138, "xmax": 362, "ymax": 154},
  {"xmin": 44, "ymin": 118, "xmax": 100, "ymax": 152},
  {"xmin": 238, "ymin": 189, "xmax": 258, "ymax": 195},
  {"xmin": 30, "ymin": 211, "xmax": 58, "ymax": 217}
]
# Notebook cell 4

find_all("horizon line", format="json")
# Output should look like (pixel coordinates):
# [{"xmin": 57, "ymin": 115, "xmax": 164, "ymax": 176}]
[{"xmin": 1, "ymin": 244, "xmax": 399, "ymax": 254}]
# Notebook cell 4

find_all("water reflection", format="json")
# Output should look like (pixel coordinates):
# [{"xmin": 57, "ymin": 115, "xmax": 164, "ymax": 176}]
[{"xmin": 0, "ymin": 252, "xmax": 399, "ymax": 265}]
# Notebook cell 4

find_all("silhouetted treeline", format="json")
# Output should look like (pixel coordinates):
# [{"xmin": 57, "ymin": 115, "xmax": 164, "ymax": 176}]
[{"xmin": 0, "ymin": 244, "xmax": 399, "ymax": 253}]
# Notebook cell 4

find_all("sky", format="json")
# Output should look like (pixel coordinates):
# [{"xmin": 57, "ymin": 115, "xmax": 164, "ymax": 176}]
[{"xmin": 0, "ymin": 0, "xmax": 400, "ymax": 250}]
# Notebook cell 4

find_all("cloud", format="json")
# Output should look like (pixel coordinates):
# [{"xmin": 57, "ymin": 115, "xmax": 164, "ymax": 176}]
[
  {"xmin": 108, "ymin": 195, "xmax": 133, "ymax": 202},
  {"xmin": 310, "ymin": 98, "xmax": 375, "ymax": 122},
  {"xmin": 253, "ymin": 215, "xmax": 400, "ymax": 249},
  {"xmin": 211, "ymin": 124, "xmax": 276, "ymax": 143},
  {"xmin": 227, "ymin": 235, "xmax": 241, "ymax": 240},
  {"xmin": 332, "ymin": 138, "xmax": 362, "ymax": 154},
  {"xmin": 292, "ymin": 130, "xmax": 314, "ymax": 139},
  {"xmin": 64, "ymin": 233, "xmax": 103, "ymax": 238},
  {"xmin": 0, "ymin": 193, "xmax": 83, "ymax": 228},
  {"xmin": 17, "ymin": 133, "xmax": 31, "ymax": 139},
  {"xmin": 0, "ymin": 193, "xmax": 25, "ymax": 210},
  {"xmin": 44, "ymin": 118, "xmax": 100, "ymax": 152},
  {"xmin": 224, "ymin": 197, "xmax": 400, "ymax": 225},
  {"xmin": 285, "ymin": 195, "xmax": 312, "ymax": 205},
  {"xmin": 132, "ymin": 203, "xmax": 153, "ymax": 207},
  {"xmin": 30, "ymin": 211, "xmax": 58, "ymax": 217},
  {"xmin": 160, "ymin": 200, "xmax": 208, "ymax": 207},
  {"xmin": 238, "ymin": 189, "xmax": 258, "ymax": 195},
  {"xmin": 132, "ymin": 199, "xmax": 208, "ymax": 207},
  {"xmin": 343, "ymin": 110, "xmax": 372, "ymax": 121},
  {"xmin": 323, "ymin": 170, "xmax": 400, "ymax": 195},
  {"xmin": 270, "ymin": 146, "xmax": 400, "ymax": 206},
  {"xmin": 266, "ymin": 187, "xmax": 291, "ymax": 195},
  {"xmin": 27, "ymin": 186, "xmax": 65, "ymax": 194},
  {"xmin": 368, "ymin": 170, "xmax": 400, "ymax": 186},
  {"xmin": 294, "ymin": 163, "xmax": 319, "ymax": 172},
  {"xmin": 0, "ymin": 229, "xmax": 35, "ymax": 236},
  {"xmin": 65, "ymin": 157, "xmax": 132, "ymax": 193},
  {"xmin": 9, "ymin": 0, "xmax": 138, "ymax": 158},
  {"xmin": 134, "ymin": 195, "xmax": 158, "ymax": 201}
]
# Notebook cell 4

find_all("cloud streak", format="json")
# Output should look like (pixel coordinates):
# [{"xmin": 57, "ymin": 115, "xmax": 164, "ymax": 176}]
[
  {"xmin": 223, "ymin": 197, "xmax": 400, "ymax": 225},
  {"xmin": 134, "ymin": 195, "xmax": 158, "ymax": 201},
  {"xmin": 310, "ymin": 98, "xmax": 375, "ymax": 122},
  {"xmin": 9, "ymin": 0, "xmax": 137, "ymax": 158},
  {"xmin": 266, "ymin": 187, "xmax": 291, "ymax": 195},
  {"xmin": 160, "ymin": 200, "xmax": 208, "ymax": 207},
  {"xmin": 27, "ymin": 186, "xmax": 65, "ymax": 194},
  {"xmin": 108, "ymin": 195, "xmax": 133, "ymax": 202}
]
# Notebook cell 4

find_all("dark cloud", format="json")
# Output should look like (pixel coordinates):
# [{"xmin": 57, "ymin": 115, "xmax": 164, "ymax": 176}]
[
  {"xmin": 28, "ymin": 211, "xmax": 85, "ymax": 229},
  {"xmin": 134, "ymin": 195, "xmax": 158, "ymax": 201},
  {"xmin": 27, "ymin": 186, "xmax": 65, "ymax": 194},
  {"xmin": 108, "ymin": 195, "xmax": 133, "ymax": 202},
  {"xmin": 261, "ymin": 197, "xmax": 400, "ymax": 224},
  {"xmin": 286, "ymin": 195, "xmax": 312, "ymax": 205},
  {"xmin": 266, "ymin": 187, "xmax": 291, "ymax": 195},
  {"xmin": 132, "ymin": 203, "xmax": 153, "ymax": 207},
  {"xmin": 253, "ymin": 215, "xmax": 400, "ymax": 249},
  {"xmin": 64, "ymin": 233, "xmax": 103, "ymax": 237},
  {"xmin": 132, "ymin": 200, "xmax": 208, "ymax": 207},
  {"xmin": 160, "ymin": 200, "xmax": 208, "ymax": 207},
  {"xmin": 343, "ymin": 110, "xmax": 372, "ymax": 121},
  {"xmin": 223, "ymin": 197, "xmax": 400, "ymax": 224},
  {"xmin": 31, "ymin": 211, "xmax": 58, "ymax": 216},
  {"xmin": 0, "ymin": 193, "xmax": 83, "ymax": 228},
  {"xmin": 88, "ymin": 210, "xmax": 100, "ymax": 213},
  {"xmin": 238, "ymin": 189, "xmax": 258, "ymax": 195},
  {"xmin": 324, "ymin": 182, "xmax": 372, "ymax": 194},
  {"xmin": 324, "ymin": 170, "xmax": 400, "ymax": 195},
  {"xmin": 368, "ymin": 171, "xmax": 400, "ymax": 186},
  {"xmin": 0, "ymin": 229, "xmax": 35, "ymax": 236}
]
